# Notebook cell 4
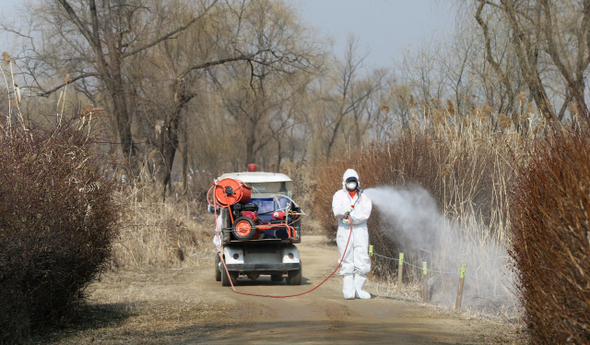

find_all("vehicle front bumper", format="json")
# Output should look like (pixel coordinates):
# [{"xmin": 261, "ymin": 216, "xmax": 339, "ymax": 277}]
[{"xmin": 224, "ymin": 262, "xmax": 301, "ymax": 272}]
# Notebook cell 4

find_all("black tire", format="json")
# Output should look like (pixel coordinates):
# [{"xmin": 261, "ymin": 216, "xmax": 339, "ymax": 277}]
[
  {"xmin": 271, "ymin": 274, "xmax": 283, "ymax": 282},
  {"xmin": 215, "ymin": 254, "xmax": 221, "ymax": 282},
  {"xmin": 221, "ymin": 265, "xmax": 238, "ymax": 286},
  {"xmin": 232, "ymin": 216, "xmax": 257, "ymax": 241},
  {"xmin": 286, "ymin": 264, "xmax": 302, "ymax": 285}
]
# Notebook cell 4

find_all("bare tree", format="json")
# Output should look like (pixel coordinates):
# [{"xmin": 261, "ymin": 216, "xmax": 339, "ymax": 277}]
[
  {"xmin": 205, "ymin": 0, "xmax": 316, "ymax": 170},
  {"xmin": 3, "ymin": 0, "xmax": 319, "ymax": 198},
  {"xmin": 317, "ymin": 35, "xmax": 385, "ymax": 161},
  {"xmin": 472, "ymin": 0, "xmax": 590, "ymax": 123},
  {"xmin": 6, "ymin": 0, "xmax": 220, "ymax": 173},
  {"xmin": 539, "ymin": 0, "xmax": 590, "ymax": 120}
]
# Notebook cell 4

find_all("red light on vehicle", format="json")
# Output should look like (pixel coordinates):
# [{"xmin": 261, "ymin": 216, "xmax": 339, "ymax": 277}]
[
  {"xmin": 247, "ymin": 164, "xmax": 257, "ymax": 171},
  {"xmin": 233, "ymin": 253, "xmax": 240, "ymax": 260},
  {"xmin": 288, "ymin": 253, "xmax": 294, "ymax": 259}
]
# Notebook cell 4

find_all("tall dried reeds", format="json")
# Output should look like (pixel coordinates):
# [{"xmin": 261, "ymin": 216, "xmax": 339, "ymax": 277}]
[{"xmin": 111, "ymin": 192, "xmax": 215, "ymax": 268}]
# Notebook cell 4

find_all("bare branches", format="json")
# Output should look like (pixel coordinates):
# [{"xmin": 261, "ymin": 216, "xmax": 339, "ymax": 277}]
[
  {"xmin": 540, "ymin": 0, "xmax": 590, "ymax": 119},
  {"xmin": 475, "ymin": 0, "xmax": 556, "ymax": 121},
  {"xmin": 56, "ymin": 0, "xmax": 98, "ymax": 52},
  {"xmin": 122, "ymin": 0, "xmax": 219, "ymax": 59},
  {"xmin": 475, "ymin": 1, "xmax": 515, "ymax": 115},
  {"xmin": 179, "ymin": 50, "xmax": 269, "ymax": 79},
  {"xmin": 2, "ymin": 0, "xmax": 323, "ymax": 185},
  {"xmin": 22, "ymin": 73, "xmax": 99, "ymax": 97}
]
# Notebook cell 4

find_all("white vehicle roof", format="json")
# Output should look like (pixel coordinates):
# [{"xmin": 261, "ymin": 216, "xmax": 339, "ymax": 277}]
[{"xmin": 217, "ymin": 171, "xmax": 293, "ymax": 184}]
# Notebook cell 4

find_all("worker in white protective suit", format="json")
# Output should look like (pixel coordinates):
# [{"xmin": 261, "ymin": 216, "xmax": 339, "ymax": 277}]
[{"xmin": 332, "ymin": 169, "xmax": 373, "ymax": 300}]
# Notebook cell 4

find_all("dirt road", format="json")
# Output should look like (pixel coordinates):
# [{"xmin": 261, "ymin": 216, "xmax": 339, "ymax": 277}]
[{"xmin": 45, "ymin": 236, "xmax": 524, "ymax": 344}]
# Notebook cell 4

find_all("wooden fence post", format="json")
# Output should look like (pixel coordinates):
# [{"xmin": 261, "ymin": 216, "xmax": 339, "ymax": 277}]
[
  {"xmin": 422, "ymin": 262, "xmax": 429, "ymax": 302},
  {"xmin": 397, "ymin": 253, "xmax": 404, "ymax": 294},
  {"xmin": 455, "ymin": 264, "xmax": 467, "ymax": 310}
]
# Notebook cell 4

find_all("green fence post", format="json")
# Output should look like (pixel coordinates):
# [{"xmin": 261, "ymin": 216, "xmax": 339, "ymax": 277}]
[
  {"xmin": 397, "ymin": 253, "xmax": 404, "ymax": 294},
  {"xmin": 368, "ymin": 245, "xmax": 374, "ymax": 281},
  {"xmin": 422, "ymin": 262, "xmax": 429, "ymax": 302},
  {"xmin": 455, "ymin": 264, "xmax": 467, "ymax": 310}
]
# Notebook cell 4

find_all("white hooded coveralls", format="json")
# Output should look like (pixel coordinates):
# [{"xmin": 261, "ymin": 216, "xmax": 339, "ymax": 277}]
[{"xmin": 332, "ymin": 169, "xmax": 372, "ymax": 299}]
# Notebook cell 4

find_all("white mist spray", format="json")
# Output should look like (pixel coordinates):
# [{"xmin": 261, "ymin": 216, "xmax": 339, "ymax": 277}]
[
  {"xmin": 364, "ymin": 185, "xmax": 440, "ymax": 251},
  {"xmin": 364, "ymin": 185, "xmax": 518, "ymax": 317}
]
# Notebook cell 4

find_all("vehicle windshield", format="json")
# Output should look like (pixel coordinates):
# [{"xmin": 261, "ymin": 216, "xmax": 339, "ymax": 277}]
[{"xmin": 248, "ymin": 181, "xmax": 292, "ymax": 198}]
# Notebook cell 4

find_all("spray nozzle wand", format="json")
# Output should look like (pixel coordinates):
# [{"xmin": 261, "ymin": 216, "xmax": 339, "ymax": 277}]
[{"xmin": 344, "ymin": 204, "xmax": 355, "ymax": 218}]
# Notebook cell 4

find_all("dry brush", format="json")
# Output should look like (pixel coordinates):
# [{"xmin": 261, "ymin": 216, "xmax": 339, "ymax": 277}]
[{"xmin": 0, "ymin": 125, "xmax": 118, "ymax": 344}]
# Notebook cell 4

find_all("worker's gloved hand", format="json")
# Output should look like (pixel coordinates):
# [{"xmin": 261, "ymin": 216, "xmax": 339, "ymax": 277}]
[
  {"xmin": 342, "ymin": 217, "xmax": 351, "ymax": 225},
  {"xmin": 343, "ymin": 205, "xmax": 354, "ymax": 217}
]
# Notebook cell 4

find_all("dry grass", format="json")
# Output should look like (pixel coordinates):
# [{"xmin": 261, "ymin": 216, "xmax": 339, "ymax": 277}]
[{"xmin": 110, "ymin": 186, "xmax": 217, "ymax": 269}]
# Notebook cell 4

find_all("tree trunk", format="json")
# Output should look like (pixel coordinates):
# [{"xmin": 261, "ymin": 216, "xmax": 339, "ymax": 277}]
[
  {"xmin": 326, "ymin": 112, "xmax": 345, "ymax": 162},
  {"xmin": 276, "ymin": 139, "xmax": 282, "ymax": 173},
  {"xmin": 245, "ymin": 125, "xmax": 256, "ymax": 166},
  {"xmin": 108, "ymin": 80, "xmax": 136, "ymax": 171},
  {"xmin": 157, "ymin": 79, "xmax": 195, "ymax": 200},
  {"xmin": 181, "ymin": 122, "xmax": 189, "ymax": 195}
]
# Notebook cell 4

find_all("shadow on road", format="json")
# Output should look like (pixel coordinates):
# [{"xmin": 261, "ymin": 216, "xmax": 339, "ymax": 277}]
[{"xmin": 30, "ymin": 302, "xmax": 140, "ymax": 344}]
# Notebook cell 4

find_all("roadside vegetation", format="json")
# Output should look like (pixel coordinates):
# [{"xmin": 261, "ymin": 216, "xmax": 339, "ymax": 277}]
[
  {"xmin": 0, "ymin": 118, "xmax": 119, "ymax": 342},
  {"xmin": 2, "ymin": 0, "xmax": 590, "ymax": 343},
  {"xmin": 510, "ymin": 128, "xmax": 590, "ymax": 344}
]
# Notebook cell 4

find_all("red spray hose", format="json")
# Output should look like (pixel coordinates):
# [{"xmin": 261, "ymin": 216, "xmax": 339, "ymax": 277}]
[{"xmin": 208, "ymin": 184, "xmax": 354, "ymax": 298}]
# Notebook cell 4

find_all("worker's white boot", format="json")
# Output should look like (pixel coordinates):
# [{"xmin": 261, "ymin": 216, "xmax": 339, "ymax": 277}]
[
  {"xmin": 354, "ymin": 274, "xmax": 371, "ymax": 299},
  {"xmin": 343, "ymin": 274, "xmax": 355, "ymax": 300}
]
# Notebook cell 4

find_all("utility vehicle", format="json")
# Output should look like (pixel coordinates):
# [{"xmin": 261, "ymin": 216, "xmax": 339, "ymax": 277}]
[{"xmin": 209, "ymin": 166, "xmax": 303, "ymax": 286}]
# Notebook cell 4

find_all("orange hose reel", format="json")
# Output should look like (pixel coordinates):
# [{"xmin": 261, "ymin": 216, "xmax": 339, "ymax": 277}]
[{"xmin": 213, "ymin": 178, "xmax": 252, "ymax": 207}]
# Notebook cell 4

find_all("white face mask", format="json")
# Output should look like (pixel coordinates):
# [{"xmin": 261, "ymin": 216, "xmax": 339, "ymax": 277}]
[{"xmin": 346, "ymin": 181, "xmax": 357, "ymax": 190}]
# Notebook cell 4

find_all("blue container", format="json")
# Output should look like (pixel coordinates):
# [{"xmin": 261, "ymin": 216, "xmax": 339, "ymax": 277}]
[{"xmin": 249, "ymin": 197, "xmax": 291, "ymax": 239}]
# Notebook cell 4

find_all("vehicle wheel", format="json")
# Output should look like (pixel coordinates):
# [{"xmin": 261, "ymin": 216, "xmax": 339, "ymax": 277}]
[
  {"xmin": 232, "ymin": 216, "xmax": 257, "ymax": 241},
  {"xmin": 271, "ymin": 274, "xmax": 283, "ymax": 282},
  {"xmin": 215, "ymin": 254, "xmax": 221, "ymax": 282},
  {"xmin": 221, "ymin": 266, "xmax": 238, "ymax": 286},
  {"xmin": 287, "ymin": 264, "xmax": 302, "ymax": 285}
]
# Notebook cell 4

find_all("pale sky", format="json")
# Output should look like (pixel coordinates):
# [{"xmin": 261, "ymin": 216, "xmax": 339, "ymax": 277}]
[
  {"xmin": 0, "ymin": 0, "xmax": 455, "ymax": 69},
  {"xmin": 296, "ymin": 0, "xmax": 455, "ymax": 68}
]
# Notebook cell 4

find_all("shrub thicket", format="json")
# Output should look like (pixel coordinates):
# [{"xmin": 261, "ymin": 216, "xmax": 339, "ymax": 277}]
[
  {"xmin": 0, "ymin": 125, "xmax": 118, "ymax": 344},
  {"xmin": 510, "ymin": 128, "xmax": 590, "ymax": 344}
]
